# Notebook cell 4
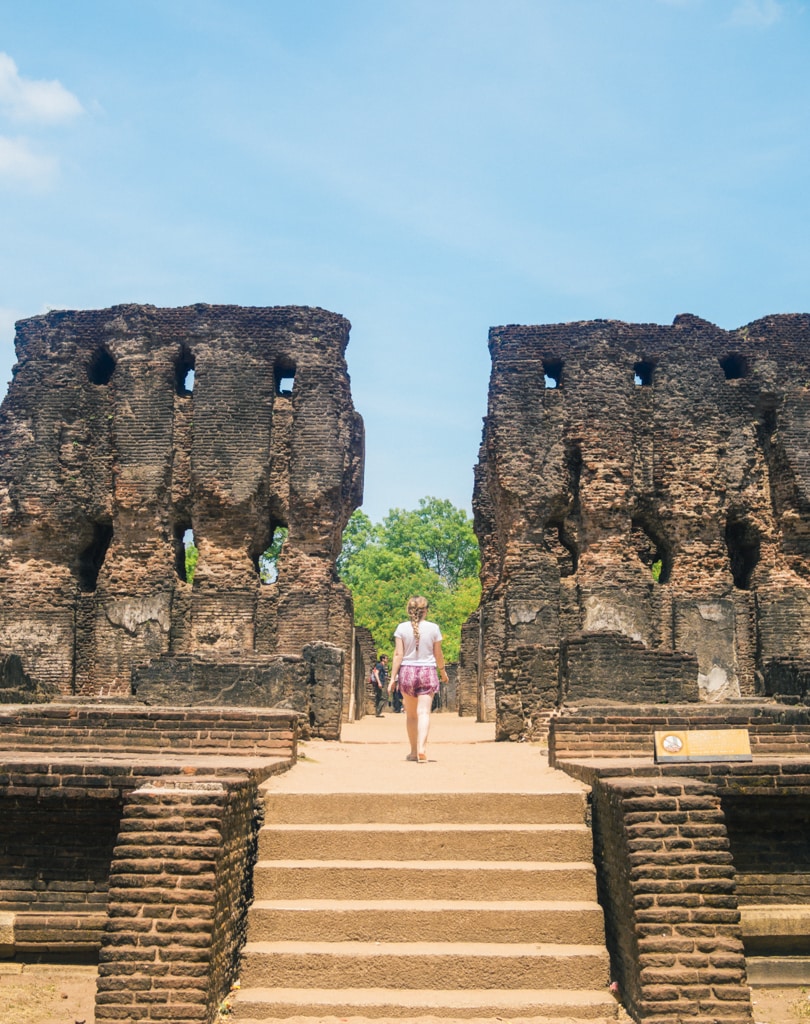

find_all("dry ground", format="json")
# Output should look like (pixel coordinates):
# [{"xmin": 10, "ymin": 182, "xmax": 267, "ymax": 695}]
[{"xmin": 1, "ymin": 963, "xmax": 808, "ymax": 1024}]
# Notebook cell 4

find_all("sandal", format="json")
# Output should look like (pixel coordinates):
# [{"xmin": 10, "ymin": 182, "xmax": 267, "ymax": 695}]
[
  {"xmin": 405, "ymin": 753, "xmax": 418, "ymax": 762},
  {"xmin": 417, "ymin": 752, "xmax": 428, "ymax": 763}
]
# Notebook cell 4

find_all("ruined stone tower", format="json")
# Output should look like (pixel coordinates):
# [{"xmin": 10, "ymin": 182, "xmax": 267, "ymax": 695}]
[
  {"xmin": 0, "ymin": 304, "xmax": 364, "ymax": 721},
  {"xmin": 465, "ymin": 313, "xmax": 810, "ymax": 738}
]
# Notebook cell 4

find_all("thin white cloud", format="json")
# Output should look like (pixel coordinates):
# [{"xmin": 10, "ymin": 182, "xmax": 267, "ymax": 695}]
[
  {"xmin": 0, "ymin": 135, "xmax": 57, "ymax": 188},
  {"xmin": 730, "ymin": 0, "xmax": 784, "ymax": 26},
  {"xmin": 0, "ymin": 52, "xmax": 83, "ymax": 123}
]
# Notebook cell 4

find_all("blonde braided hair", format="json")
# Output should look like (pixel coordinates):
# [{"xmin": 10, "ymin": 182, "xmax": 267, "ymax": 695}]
[{"xmin": 407, "ymin": 596, "xmax": 429, "ymax": 654}]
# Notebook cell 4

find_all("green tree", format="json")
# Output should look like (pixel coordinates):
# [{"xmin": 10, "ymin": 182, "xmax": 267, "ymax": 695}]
[
  {"xmin": 337, "ymin": 499, "xmax": 481, "ymax": 662},
  {"xmin": 382, "ymin": 497, "xmax": 480, "ymax": 588},
  {"xmin": 259, "ymin": 526, "xmax": 288, "ymax": 583}
]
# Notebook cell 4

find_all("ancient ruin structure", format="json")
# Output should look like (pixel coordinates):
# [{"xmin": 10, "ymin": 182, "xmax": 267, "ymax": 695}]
[
  {"xmin": 464, "ymin": 313, "xmax": 810, "ymax": 738},
  {"xmin": 0, "ymin": 304, "xmax": 364, "ymax": 731}
]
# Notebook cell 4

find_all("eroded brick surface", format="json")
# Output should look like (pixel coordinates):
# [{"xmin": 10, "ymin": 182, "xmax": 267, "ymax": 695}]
[
  {"xmin": 0, "ymin": 304, "xmax": 364, "ymax": 724},
  {"xmin": 468, "ymin": 314, "xmax": 810, "ymax": 736}
]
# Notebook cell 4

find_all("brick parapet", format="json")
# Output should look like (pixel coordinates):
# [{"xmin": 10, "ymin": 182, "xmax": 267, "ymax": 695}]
[
  {"xmin": 95, "ymin": 774, "xmax": 260, "ymax": 1024},
  {"xmin": 591, "ymin": 775, "xmax": 754, "ymax": 1024},
  {"xmin": 0, "ymin": 703, "xmax": 299, "ymax": 756},
  {"xmin": 549, "ymin": 703, "xmax": 810, "ymax": 765}
]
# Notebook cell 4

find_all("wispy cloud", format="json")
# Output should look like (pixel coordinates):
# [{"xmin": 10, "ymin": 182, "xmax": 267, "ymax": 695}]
[
  {"xmin": 0, "ymin": 52, "xmax": 83, "ymax": 123},
  {"xmin": 730, "ymin": 0, "xmax": 784, "ymax": 26},
  {"xmin": 0, "ymin": 53, "xmax": 83, "ymax": 187},
  {"xmin": 0, "ymin": 135, "xmax": 57, "ymax": 188}
]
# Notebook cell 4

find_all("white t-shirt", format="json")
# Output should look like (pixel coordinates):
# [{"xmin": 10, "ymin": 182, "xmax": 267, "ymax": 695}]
[{"xmin": 394, "ymin": 619, "xmax": 443, "ymax": 666}]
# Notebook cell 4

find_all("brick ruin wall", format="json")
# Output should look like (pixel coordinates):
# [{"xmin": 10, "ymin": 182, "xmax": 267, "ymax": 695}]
[
  {"xmin": 467, "ymin": 313, "xmax": 810, "ymax": 738},
  {"xmin": 0, "ymin": 304, "xmax": 364, "ymax": 727}
]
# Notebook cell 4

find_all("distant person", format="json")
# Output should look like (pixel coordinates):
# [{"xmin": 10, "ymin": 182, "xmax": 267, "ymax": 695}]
[
  {"xmin": 388, "ymin": 595, "xmax": 448, "ymax": 762},
  {"xmin": 372, "ymin": 653, "xmax": 388, "ymax": 717}
]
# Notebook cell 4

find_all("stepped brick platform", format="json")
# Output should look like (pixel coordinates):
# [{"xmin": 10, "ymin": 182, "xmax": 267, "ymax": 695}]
[
  {"xmin": 231, "ymin": 715, "xmax": 618, "ymax": 1024},
  {"xmin": 0, "ymin": 702, "xmax": 298, "ymax": 1024}
]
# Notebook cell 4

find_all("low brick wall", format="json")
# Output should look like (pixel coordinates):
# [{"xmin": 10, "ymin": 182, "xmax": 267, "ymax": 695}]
[
  {"xmin": 549, "ymin": 703, "xmax": 810, "ymax": 764},
  {"xmin": 590, "ymin": 775, "xmax": 753, "ymax": 1024},
  {"xmin": 0, "ymin": 704, "xmax": 298, "ymax": 755},
  {"xmin": 96, "ymin": 775, "xmax": 260, "ymax": 1024}
]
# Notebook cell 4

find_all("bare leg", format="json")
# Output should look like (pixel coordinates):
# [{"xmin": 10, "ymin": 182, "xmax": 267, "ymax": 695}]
[
  {"xmin": 403, "ymin": 692, "xmax": 418, "ymax": 758},
  {"xmin": 416, "ymin": 693, "xmax": 433, "ymax": 759}
]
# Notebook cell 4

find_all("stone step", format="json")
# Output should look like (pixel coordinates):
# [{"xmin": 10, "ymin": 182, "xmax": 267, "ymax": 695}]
[
  {"xmin": 247, "ymin": 898, "xmax": 606, "ymax": 945},
  {"xmin": 230, "ymin": 985, "xmax": 618, "ymax": 1020},
  {"xmin": 239, "ymin": 940, "xmax": 610, "ymax": 990},
  {"xmin": 253, "ymin": 860, "xmax": 598, "ymax": 902},
  {"xmin": 262, "ymin": 791, "xmax": 588, "ymax": 825},
  {"xmin": 258, "ymin": 822, "xmax": 594, "ymax": 861}
]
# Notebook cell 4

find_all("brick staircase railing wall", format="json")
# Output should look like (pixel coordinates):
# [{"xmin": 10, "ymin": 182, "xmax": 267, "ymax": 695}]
[
  {"xmin": 95, "ymin": 775, "xmax": 260, "ymax": 1024},
  {"xmin": 0, "ymin": 704, "xmax": 298, "ymax": 755},
  {"xmin": 549, "ymin": 704, "xmax": 810, "ymax": 764},
  {"xmin": 590, "ymin": 775, "xmax": 754, "ymax": 1024}
]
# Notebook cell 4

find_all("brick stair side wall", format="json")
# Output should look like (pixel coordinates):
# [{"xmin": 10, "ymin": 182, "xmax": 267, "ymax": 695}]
[
  {"xmin": 95, "ymin": 775, "xmax": 259, "ymax": 1024},
  {"xmin": 549, "ymin": 705, "xmax": 810, "ymax": 764},
  {"xmin": 0, "ymin": 705, "xmax": 298, "ymax": 756},
  {"xmin": 591, "ymin": 776, "xmax": 754, "ymax": 1024}
]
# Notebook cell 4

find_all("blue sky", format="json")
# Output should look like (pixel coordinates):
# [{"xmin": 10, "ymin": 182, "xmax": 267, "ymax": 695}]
[{"xmin": 1, "ymin": 0, "xmax": 808, "ymax": 522}]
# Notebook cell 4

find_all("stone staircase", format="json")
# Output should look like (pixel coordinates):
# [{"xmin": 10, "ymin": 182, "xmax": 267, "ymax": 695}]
[{"xmin": 231, "ymin": 789, "xmax": 618, "ymax": 1023}]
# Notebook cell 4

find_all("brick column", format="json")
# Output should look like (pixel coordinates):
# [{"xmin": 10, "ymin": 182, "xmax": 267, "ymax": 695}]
[
  {"xmin": 96, "ymin": 776, "xmax": 259, "ymax": 1024},
  {"xmin": 591, "ymin": 776, "xmax": 754, "ymax": 1024}
]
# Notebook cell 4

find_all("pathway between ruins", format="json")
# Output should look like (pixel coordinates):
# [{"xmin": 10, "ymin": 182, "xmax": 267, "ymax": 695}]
[{"xmin": 230, "ymin": 713, "xmax": 622, "ymax": 1024}]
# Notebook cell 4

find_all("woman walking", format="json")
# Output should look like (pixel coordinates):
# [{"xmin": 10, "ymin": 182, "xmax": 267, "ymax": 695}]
[{"xmin": 388, "ymin": 595, "xmax": 449, "ymax": 763}]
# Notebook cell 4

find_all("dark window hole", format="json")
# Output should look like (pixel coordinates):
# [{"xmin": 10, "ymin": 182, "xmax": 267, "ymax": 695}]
[
  {"xmin": 726, "ymin": 516, "xmax": 760, "ymax": 590},
  {"xmin": 176, "ymin": 349, "xmax": 195, "ymax": 396},
  {"xmin": 543, "ymin": 359, "xmax": 562, "ymax": 390},
  {"xmin": 175, "ymin": 525, "xmax": 197, "ymax": 583},
  {"xmin": 634, "ymin": 361, "xmax": 654, "ymax": 387},
  {"xmin": 275, "ymin": 360, "xmax": 296, "ymax": 396},
  {"xmin": 77, "ymin": 523, "xmax": 113, "ymax": 592},
  {"xmin": 88, "ymin": 348, "xmax": 115, "ymax": 386},
  {"xmin": 720, "ymin": 353, "xmax": 748, "ymax": 380}
]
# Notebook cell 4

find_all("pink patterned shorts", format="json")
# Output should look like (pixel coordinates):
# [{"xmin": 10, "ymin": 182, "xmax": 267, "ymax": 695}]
[{"xmin": 397, "ymin": 664, "xmax": 440, "ymax": 697}]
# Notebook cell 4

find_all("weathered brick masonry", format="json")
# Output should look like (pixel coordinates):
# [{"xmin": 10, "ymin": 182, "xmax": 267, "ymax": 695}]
[
  {"xmin": 0, "ymin": 705, "xmax": 296, "ymax": 1022},
  {"xmin": 467, "ymin": 314, "xmax": 810, "ymax": 737},
  {"xmin": 551, "ymin": 707, "xmax": 810, "ymax": 1022},
  {"xmin": 0, "ymin": 304, "xmax": 364, "ymax": 727},
  {"xmin": 96, "ymin": 776, "xmax": 260, "ymax": 1024}
]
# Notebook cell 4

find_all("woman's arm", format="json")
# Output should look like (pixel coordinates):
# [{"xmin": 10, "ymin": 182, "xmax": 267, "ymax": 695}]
[
  {"xmin": 388, "ymin": 636, "xmax": 404, "ymax": 692},
  {"xmin": 434, "ymin": 640, "xmax": 449, "ymax": 683}
]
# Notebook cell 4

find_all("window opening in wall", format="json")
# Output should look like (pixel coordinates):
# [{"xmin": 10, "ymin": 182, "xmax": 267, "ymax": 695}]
[
  {"xmin": 720, "ymin": 353, "xmax": 748, "ymax": 380},
  {"xmin": 543, "ymin": 359, "xmax": 562, "ymax": 389},
  {"xmin": 175, "ymin": 349, "xmax": 195, "ymax": 396},
  {"xmin": 634, "ymin": 361, "xmax": 654, "ymax": 387},
  {"xmin": 632, "ymin": 514, "xmax": 672, "ymax": 584},
  {"xmin": 726, "ymin": 515, "xmax": 760, "ymax": 590},
  {"xmin": 77, "ymin": 522, "xmax": 113, "ymax": 592},
  {"xmin": 174, "ymin": 525, "xmax": 198, "ymax": 583},
  {"xmin": 88, "ymin": 348, "xmax": 115, "ymax": 385},
  {"xmin": 274, "ymin": 360, "xmax": 296, "ymax": 396},
  {"xmin": 257, "ymin": 524, "xmax": 288, "ymax": 584},
  {"xmin": 546, "ymin": 518, "xmax": 579, "ymax": 575}
]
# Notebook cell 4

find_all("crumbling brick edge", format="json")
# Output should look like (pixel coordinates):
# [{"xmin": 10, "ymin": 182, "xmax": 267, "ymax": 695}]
[{"xmin": 95, "ymin": 773, "xmax": 263, "ymax": 1024}]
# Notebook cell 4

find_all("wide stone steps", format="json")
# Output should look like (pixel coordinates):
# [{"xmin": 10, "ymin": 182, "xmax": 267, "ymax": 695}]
[
  {"xmin": 258, "ymin": 822, "xmax": 595, "ymax": 861},
  {"xmin": 232, "ymin": 987, "xmax": 617, "ymax": 1021},
  {"xmin": 247, "ymin": 898, "xmax": 607, "ymax": 944},
  {"xmin": 239, "ymin": 940, "xmax": 609, "ymax": 989},
  {"xmin": 261, "ymin": 791, "xmax": 589, "ymax": 824},
  {"xmin": 254, "ymin": 860, "xmax": 598, "ymax": 901},
  {"xmin": 233, "ymin": 788, "xmax": 616, "ymax": 1023}
]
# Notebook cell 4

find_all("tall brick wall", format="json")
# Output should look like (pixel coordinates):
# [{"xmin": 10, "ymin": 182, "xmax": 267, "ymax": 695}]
[
  {"xmin": 472, "ymin": 313, "xmax": 810, "ymax": 737},
  {"xmin": 0, "ymin": 304, "xmax": 364, "ymax": 716}
]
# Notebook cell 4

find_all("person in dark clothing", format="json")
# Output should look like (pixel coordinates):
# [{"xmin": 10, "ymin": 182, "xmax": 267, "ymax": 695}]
[{"xmin": 372, "ymin": 654, "xmax": 388, "ymax": 717}]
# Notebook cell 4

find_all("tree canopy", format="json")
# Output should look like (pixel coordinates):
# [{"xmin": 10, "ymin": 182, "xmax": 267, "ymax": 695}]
[{"xmin": 337, "ymin": 498, "xmax": 481, "ymax": 662}]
